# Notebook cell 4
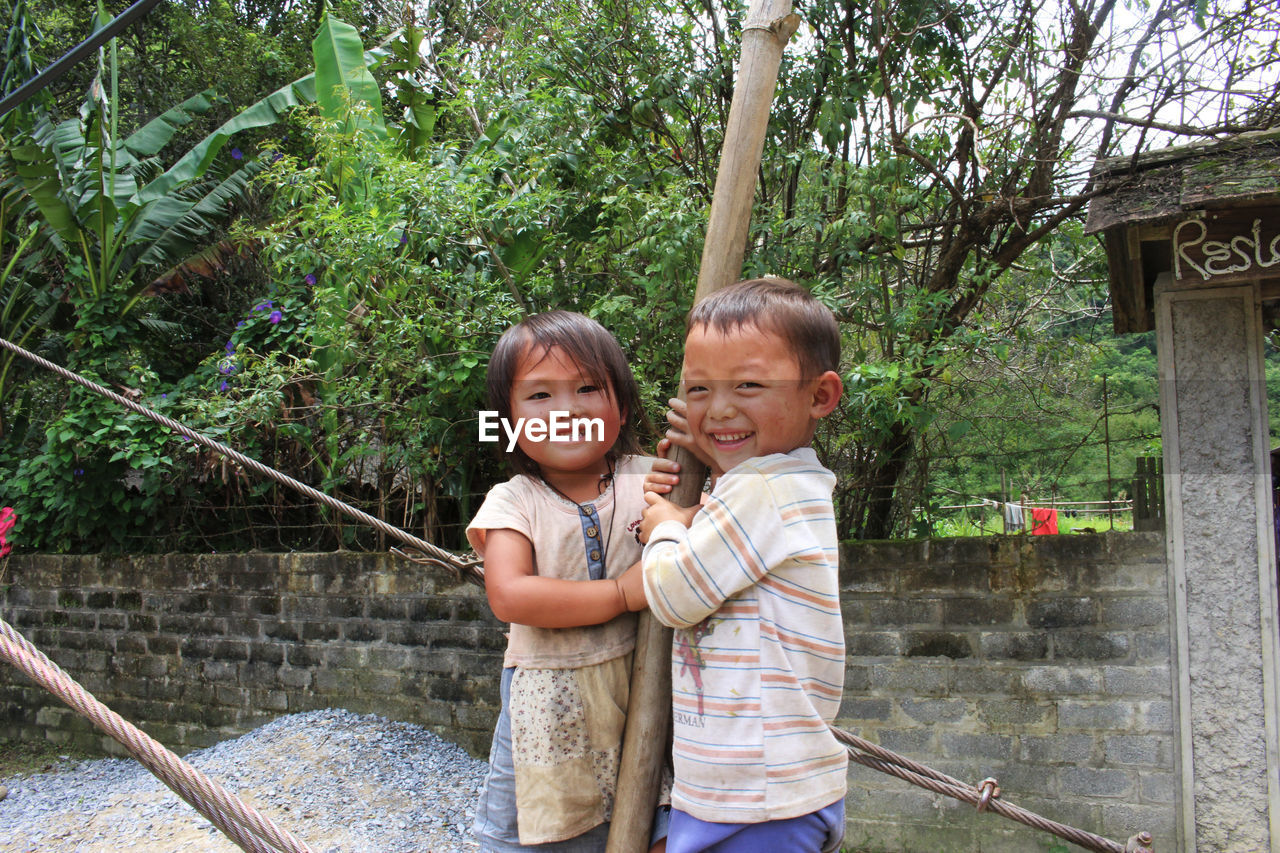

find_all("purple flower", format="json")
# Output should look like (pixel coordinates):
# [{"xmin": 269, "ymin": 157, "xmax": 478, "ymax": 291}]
[
  {"xmin": 305, "ymin": 273, "xmax": 317, "ymax": 286},
  {"xmin": 269, "ymin": 310, "xmax": 282, "ymax": 324},
  {"xmin": 231, "ymin": 148, "xmax": 243, "ymax": 160},
  {"xmin": 225, "ymin": 341, "xmax": 235, "ymax": 354},
  {"xmin": 400, "ymin": 230, "xmax": 409, "ymax": 245},
  {"xmin": 161, "ymin": 393, "xmax": 167, "ymax": 399},
  {"xmin": 74, "ymin": 468, "xmax": 84, "ymax": 477},
  {"xmin": 253, "ymin": 300, "xmax": 274, "ymax": 312},
  {"xmin": 219, "ymin": 359, "xmax": 237, "ymax": 375},
  {"xmin": 220, "ymin": 380, "xmax": 229, "ymax": 391},
  {"xmin": 236, "ymin": 321, "xmax": 246, "ymax": 329}
]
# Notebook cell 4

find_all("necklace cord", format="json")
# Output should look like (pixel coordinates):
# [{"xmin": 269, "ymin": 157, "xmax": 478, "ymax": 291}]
[
  {"xmin": 614, "ymin": 578, "xmax": 631, "ymax": 612},
  {"xmin": 539, "ymin": 460, "xmax": 617, "ymax": 583}
]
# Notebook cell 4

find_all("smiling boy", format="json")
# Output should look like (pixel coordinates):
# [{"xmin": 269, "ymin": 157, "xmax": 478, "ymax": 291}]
[{"xmin": 637, "ymin": 278, "xmax": 848, "ymax": 853}]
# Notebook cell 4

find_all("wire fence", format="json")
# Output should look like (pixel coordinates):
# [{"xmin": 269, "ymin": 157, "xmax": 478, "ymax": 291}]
[
  {"xmin": 911, "ymin": 452, "xmax": 1164, "ymax": 537},
  {"xmin": 83, "ymin": 446, "xmax": 1169, "ymax": 551}
]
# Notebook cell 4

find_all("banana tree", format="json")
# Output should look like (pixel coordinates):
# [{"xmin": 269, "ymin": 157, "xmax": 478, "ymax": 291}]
[
  {"xmin": 5, "ymin": 67, "xmax": 313, "ymax": 322},
  {"xmin": 0, "ymin": 222, "xmax": 52, "ymax": 436},
  {"xmin": 0, "ymin": 7, "xmax": 407, "ymax": 326},
  {"xmin": 0, "ymin": 6, "xmax": 389, "ymax": 444}
]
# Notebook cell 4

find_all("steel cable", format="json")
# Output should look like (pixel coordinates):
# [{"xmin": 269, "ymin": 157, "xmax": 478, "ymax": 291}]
[
  {"xmin": 0, "ymin": 336, "xmax": 483, "ymax": 587},
  {"xmin": 0, "ymin": 616, "xmax": 313, "ymax": 853},
  {"xmin": 829, "ymin": 725, "xmax": 1130, "ymax": 852}
]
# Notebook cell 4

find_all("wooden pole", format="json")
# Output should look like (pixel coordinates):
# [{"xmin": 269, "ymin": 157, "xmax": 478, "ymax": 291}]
[{"xmin": 606, "ymin": 3, "xmax": 799, "ymax": 850}]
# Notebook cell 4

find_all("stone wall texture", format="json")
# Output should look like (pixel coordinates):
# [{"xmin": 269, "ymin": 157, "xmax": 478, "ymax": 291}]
[
  {"xmin": 0, "ymin": 553, "xmax": 504, "ymax": 757},
  {"xmin": 1164, "ymin": 291, "xmax": 1274, "ymax": 852},
  {"xmin": 0, "ymin": 533, "xmax": 1174, "ymax": 852},
  {"xmin": 838, "ymin": 532, "xmax": 1173, "ymax": 852}
]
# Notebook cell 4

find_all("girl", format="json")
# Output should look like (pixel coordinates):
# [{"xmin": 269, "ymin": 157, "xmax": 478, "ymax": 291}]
[{"xmin": 467, "ymin": 311, "xmax": 665, "ymax": 852}]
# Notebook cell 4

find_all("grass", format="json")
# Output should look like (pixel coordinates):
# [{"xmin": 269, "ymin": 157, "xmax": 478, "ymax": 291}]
[{"xmin": 0, "ymin": 737, "xmax": 98, "ymax": 782}]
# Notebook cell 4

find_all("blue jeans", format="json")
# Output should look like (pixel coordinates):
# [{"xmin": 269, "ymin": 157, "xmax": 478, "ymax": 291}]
[{"xmin": 665, "ymin": 799, "xmax": 846, "ymax": 853}]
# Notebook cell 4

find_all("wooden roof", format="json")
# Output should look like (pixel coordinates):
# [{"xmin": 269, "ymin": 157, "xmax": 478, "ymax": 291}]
[
  {"xmin": 1085, "ymin": 128, "xmax": 1280, "ymax": 333},
  {"xmin": 1084, "ymin": 128, "xmax": 1280, "ymax": 235}
]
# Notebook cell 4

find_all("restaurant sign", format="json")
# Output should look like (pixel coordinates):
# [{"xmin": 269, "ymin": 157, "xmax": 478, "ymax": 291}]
[{"xmin": 1173, "ymin": 211, "xmax": 1280, "ymax": 285}]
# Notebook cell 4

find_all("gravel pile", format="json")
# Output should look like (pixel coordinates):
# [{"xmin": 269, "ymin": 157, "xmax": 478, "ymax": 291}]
[{"xmin": 0, "ymin": 709, "xmax": 487, "ymax": 852}]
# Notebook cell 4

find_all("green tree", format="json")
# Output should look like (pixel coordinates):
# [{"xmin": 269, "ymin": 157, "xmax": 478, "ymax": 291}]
[
  {"xmin": 0, "ymin": 10, "xmax": 389, "ymax": 549},
  {"xmin": 15, "ymin": 1, "xmax": 395, "ymax": 133},
  {"xmin": 745, "ymin": 0, "xmax": 1280, "ymax": 536}
]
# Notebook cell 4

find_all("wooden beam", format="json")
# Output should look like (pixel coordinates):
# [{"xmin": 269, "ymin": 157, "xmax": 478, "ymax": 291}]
[
  {"xmin": 695, "ymin": 3, "xmax": 801, "ymax": 297},
  {"xmin": 606, "ymin": 3, "xmax": 799, "ymax": 850}
]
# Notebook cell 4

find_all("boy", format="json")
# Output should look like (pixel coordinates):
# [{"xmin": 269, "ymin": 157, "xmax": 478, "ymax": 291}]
[{"xmin": 637, "ymin": 278, "xmax": 848, "ymax": 853}]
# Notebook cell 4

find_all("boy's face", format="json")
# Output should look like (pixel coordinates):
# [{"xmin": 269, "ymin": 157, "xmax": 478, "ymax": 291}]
[{"xmin": 681, "ymin": 322, "xmax": 839, "ymax": 477}]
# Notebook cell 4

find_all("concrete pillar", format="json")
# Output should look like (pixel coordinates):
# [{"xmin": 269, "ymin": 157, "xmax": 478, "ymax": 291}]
[{"xmin": 1156, "ymin": 277, "xmax": 1280, "ymax": 851}]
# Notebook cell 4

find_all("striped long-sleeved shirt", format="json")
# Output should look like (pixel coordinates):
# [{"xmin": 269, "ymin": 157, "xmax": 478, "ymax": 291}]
[{"xmin": 641, "ymin": 447, "xmax": 848, "ymax": 823}]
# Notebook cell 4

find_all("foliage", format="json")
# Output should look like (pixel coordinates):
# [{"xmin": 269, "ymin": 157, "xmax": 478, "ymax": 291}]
[
  {"xmin": 1, "ymin": 366, "xmax": 191, "ymax": 549},
  {"xmin": 2, "ymin": 0, "xmax": 1278, "ymax": 552},
  {"xmin": 0, "ymin": 0, "xmax": 336, "ymax": 348},
  {"xmin": 2, "ymin": 6, "xmax": 705, "ymax": 551},
  {"xmin": 188, "ymin": 20, "xmax": 708, "ymax": 549},
  {"xmin": 0, "ymin": 224, "xmax": 53, "ymax": 432},
  {"xmin": 902, "ymin": 226, "xmax": 1163, "ymax": 525},
  {"xmin": 15, "ymin": 0, "xmax": 395, "ymax": 135},
  {"xmin": 919, "ymin": 328, "xmax": 1162, "ymax": 523},
  {"xmin": 0, "ymin": 7, "xmax": 378, "ymax": 549},
  {"xmin": 744, "ymin": 0, "xmax": 1280, "ymax": 536}
]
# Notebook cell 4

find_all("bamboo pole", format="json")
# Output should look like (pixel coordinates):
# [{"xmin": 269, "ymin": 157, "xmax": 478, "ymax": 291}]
[{"xmin": 606, "ymin": 4, "xmax": 800, "ymax": 850}]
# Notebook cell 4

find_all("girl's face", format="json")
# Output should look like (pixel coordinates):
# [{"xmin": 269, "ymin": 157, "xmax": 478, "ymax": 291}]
[{"xmin": 508, "ymin": 344, "xmax": 623, "ymax": 491}]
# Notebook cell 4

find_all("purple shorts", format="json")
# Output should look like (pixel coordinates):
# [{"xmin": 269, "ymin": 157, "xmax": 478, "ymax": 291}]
[{"xmin": 665, "ymin": 798, "xmax": 845, "ymax": 853}]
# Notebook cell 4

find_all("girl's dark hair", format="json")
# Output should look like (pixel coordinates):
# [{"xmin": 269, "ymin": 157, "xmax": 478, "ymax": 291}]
[{"xmin": 486, "ymin": 311, "xmax": 646, "ymax": 478}]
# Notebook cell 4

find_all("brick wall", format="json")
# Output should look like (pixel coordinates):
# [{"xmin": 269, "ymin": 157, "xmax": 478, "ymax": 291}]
[
  {"xmin": 0, "ymin": 552, "xmax": 504, "ymax": 756},
  {"xmin": 0, "ymin": 533, "xmax": 1173, "ymax": 851},
  {"xmin": 838, "ymin": 532, "xmax": 1173, "ymax": 851}
]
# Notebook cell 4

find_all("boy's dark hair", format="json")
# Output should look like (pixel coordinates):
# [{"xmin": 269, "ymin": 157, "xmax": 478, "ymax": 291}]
[
  {"xmin": 686, "ymin": 277, "xmax": 841, "ymax": 377},
  {"xmin": 486, "ymin": 310, "xmax": 646, "ymax": 478}
]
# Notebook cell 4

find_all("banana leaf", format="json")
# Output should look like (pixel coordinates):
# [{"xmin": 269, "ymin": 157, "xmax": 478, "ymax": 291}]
[
  {"xmin": 378, "ymin": 24, "xmax": 434, "ymax": 158},
  {"xmin": 131, "ymin": 160, "xmax": 264, "ymax": 274},
  {"xmin": 136, "ymin": 75, "xmax": 316, "ymax": 204},
  {"xmin": 7, "ymin": 141, "xmax": 78, "ymax": 248},
  {"xmin": 124, "ymin": 90, "xmax": 220, "ymax": 158},
  {"xmin": 313, "ymin": 13, "xmax": 385, "ymax": 137}
]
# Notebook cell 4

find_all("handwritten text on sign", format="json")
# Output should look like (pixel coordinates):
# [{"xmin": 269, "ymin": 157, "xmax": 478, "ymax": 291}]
[{"xmin": 1174, "ymin": 217, "xmax": 1280, "ymax": 283}]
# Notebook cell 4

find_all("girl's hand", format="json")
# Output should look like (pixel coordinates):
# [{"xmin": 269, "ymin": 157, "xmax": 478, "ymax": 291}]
[
  {"xmin": 640, "ymin": 491, "xmax": 701, "ymax": 542},
  {"xmin": 484, "ymin": 528, "xmax": 642, "ymax": 626},
  {"xmin": 643, "ymin": 438, "xmax": 682, "ymax": 495},
  {"xmin": 615, "ymin": 561, "xmax": 648, "ymax": 612}
]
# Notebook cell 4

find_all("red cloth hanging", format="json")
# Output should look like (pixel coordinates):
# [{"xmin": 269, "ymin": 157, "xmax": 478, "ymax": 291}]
[{"xmin": 1030, "ymin": 507, "xmax": 1058, "ymax": 535}]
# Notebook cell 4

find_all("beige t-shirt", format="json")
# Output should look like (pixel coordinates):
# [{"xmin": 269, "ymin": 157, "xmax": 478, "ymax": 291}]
[{"xmin": 466, "ymin": 454, "xmax": 653, "ymax": 668}]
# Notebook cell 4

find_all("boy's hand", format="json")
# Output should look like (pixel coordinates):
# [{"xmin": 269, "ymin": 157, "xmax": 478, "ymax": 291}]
[
  {"xmin": 639, "ymin": 491, "xmax": 700, "ymax": 543},
  {"xmin": 663, "ymin": 397, "xmax": 709, "ymax": 464},
  {"xmin": 643, "ymin": 438, "xmax": 682, "ymax": 495}
]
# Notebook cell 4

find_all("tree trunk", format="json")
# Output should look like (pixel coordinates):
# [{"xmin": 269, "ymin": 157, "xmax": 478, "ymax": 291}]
[{"xmin": 858, "ymin": 420, "xmax": 916, "ymax": 540}]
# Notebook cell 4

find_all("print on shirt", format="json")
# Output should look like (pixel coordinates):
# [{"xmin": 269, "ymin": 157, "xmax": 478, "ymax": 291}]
[{"xmin": 675, "ymin": 617, "xmax": 718, "ymax": 717}]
